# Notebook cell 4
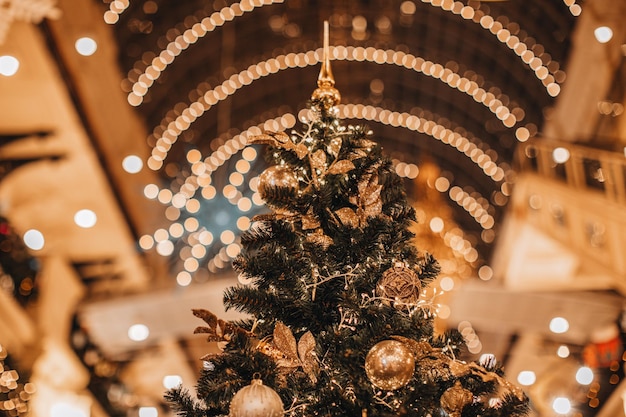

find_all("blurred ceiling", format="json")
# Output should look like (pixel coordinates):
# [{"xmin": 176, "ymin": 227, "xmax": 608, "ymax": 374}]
[{"xmin": 1, "ymin": 0, "xmax": 626, "ymax": 416}]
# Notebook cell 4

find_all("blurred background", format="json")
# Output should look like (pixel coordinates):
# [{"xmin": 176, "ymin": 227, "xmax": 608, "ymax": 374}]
[{"xmin": 0, "ymin": 0, "xmax": 626, "ymax": 416}]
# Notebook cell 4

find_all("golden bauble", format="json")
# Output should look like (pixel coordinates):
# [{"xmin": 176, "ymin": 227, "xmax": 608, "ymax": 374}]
[
  {"xmin": 258, "ymin": 165, "xmax": 299, "ymax": 203},
  {"xmin": 229, "ymin": 378, "xmax": 284, "ymax": 417},
  {"xmin": 365, "ymin": 340, "xmax": 415, "ymax": 390}
]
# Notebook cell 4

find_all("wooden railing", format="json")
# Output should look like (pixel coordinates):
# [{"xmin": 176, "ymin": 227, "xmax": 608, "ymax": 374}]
[{"xmin": 516, "ymin": 139, "xmax": 626, "ymax": 204}]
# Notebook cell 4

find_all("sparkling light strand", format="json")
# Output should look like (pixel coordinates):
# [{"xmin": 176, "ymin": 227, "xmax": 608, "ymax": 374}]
[
  {"xmin": 337, "ymin": 104, "xmax": 506, "ymax": 183},
  {"xmin": 421, "ymin": 0, "xmax": 563, "ymax": 97},
  {"xmin": 125, "ymin": 0, "xmax": 285, "ymax": 102},
  {"xmin": 146, "ymin": 47, "xmax": 524, "ymax": 169},
  {"xmin": 449, "ymin": 186, "xmax": 495, "ymax": 230}
]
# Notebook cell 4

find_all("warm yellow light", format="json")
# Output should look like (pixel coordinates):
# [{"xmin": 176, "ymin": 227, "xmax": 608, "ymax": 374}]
[
  {"xmin": 74, "ymin": 209, "xmax": 97, "ymax": 228},
  {"xmin": 429, "ymin": 217, "xmax": 444, "ymax": 233},
  {"xmin": 184, "ymin": 218, "xmax": 199, "ymax": 232},
  {"xmin": 478, "ymin": 265, "xmax": 493, "ymax": 281},
  {"xmin": 434, "ymin": 177, "xmax": 450, "ymax": 192},
  {"xmin": 220, "ymin": 230, "xmax": 235, "ymax": 244},
  {"xmin": 138, "ymin": 235, "xmax": 154, "ymax": 250},
  {"xmin": 176, "ymin": 272, "xmax": 192, "ymax": 287},
  {"xmin": 0, "ymin": 55, "xmax": 19, "ymax": 76},
  {"xmin": 23, "ymin": 229, "xmax": 45, "ymax": 251},
  {"xmin": 552, "ymin": 147, "xmax": 570, "ymax": 164},
  {"xmin": 549, "ymin": 317, "xmax": 569, "ymax": 334},
  {"xmin": 557, "ymin": 345, "xmax": 570, "ymax": 358},
  {"xmin": 128, "ymin": 324, "xmax": 149, "ymax": 341},
  {"xmin": 237, "ymin": 197, "xmax": 252, "ymax": 212},
  {"xmin": 517, "ymin": 371, "xmax": 536, "ymax": 386},
  {"xmin": 138, "ymin": 406, "xmax": 158, "ymax": 417},
  {"xmin": 439, "ymin": 276, "xmax": 455, "ymax": 291},
  {"xmin": 156, "ymin": 240, "xmax": 174, "ymax": 256},
  {"xmin": 594, "ymin": 26, "xmax": 613, "ymax": 43},
  {"xmin": 226, "ymin": 243, "xmax": 241, "ymax": 258},
  {"xmin": 237, "ymin": 216, "xmax": 251, "ymax": 230},
  {"xmin": 75, "ymin": 37, "xmax": 98, "ymax": 56},
  {"xmin": 169, "ymin": 223, "xmax": 184, "ymax": 238},
  {"xmin": 552, "ymin": 397, "xmax": 571, "ymax": 414},
  {"xmin": 183, "ymin": 257, "xmax": 199, "ymax": 272},
  {"xmin": 198, "ymin": 230, "xmax": 214, "ymax": 245},
  {"xmin": 163, "ymin": 375, "xmax": 183, "ymax": 389},
  {"xmin": 122, "ymin": 155, "xmax": 143, "ymax": 173}
]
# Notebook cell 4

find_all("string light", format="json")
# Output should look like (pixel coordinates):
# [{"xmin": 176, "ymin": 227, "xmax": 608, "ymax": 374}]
[
  {"xmin": 421, "ymin": 0, "xmax": 564, "ymax": 96},
  {"xmin": 142, "ymin": 47, "xmax": 525, "ymax": 164},
  {"xmin": 338, "ymin": 104, "xmax": 507, "ymax": 183},
  {"xmin": 125, "ymin": 0, "xmax": 285, "ymax": 102}
]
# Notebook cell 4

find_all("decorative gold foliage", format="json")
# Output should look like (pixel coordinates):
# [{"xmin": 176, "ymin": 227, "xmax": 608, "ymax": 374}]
[
  {"xmin": 260, "ymin": 322, "xmax": 319, "ymax": 384},
  {"xmin": 327, "ymin": 160, "xmax": 355, "ymax": 175},
  {"xmin": 305, "ymin": 228, "xmax": 334, "ymax": 249},
  {"xmin": 192, "ymin": 309, "xmax": 252, "ymax": 351},
  {"xmin": 248, "ymin": 131, "xmax": 308, "ymax": 159},
  {"xmin": 440, "ymin": 381, "xmax": 474, "ymax": 417},
  {"xmin": 389, "ymin": 337, "xmax": 526, "ymax": 403},
  {"xmin": 333, "ymin": 166, "xmax": 384, "ymax": 228}
]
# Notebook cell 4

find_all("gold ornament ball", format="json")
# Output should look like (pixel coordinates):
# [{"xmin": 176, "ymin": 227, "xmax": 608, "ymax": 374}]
[
  {"xmin": 258, "ymin": 165, "xmax": 299, "ymax": 201},
  {"xmin": 229, "ymin": 378, "xmax": 284, "ymax": 417},
  {"xmin": 365, "ymin": 340, "xmax": 415, "ymax": 390}
]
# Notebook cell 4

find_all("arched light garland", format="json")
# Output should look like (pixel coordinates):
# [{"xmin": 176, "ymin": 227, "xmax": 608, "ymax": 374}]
[
  {"xmin": 335, "ymin": 104, "xmax": 506, "ymax": 183},
  {"xmin": 561, "ymin": 0, "xmax": 582, "ymax": 16},
  {"xmin": 448, "ymin": 185, "xmax": 495, "ymax": 230},
  {"xmin": 141, "ymin": 113, "xmax": 495, "ymax": 278},
  {"xmin": 149, "ymin": 106, "xmax": 503, "ymax": 229},
  {"xmin": 103, "ymin": 0, "xmax": 129, "ymax": 24},
  {"xmin": 124, "ymin": 0, "xmax": 283, "ymax": 104},
  {"xmin": 420, "ymin": 0, "xmax": 564, "ymax": 96},
  {"xmin": 145, "ymin": 48, "xmax": 526, "ymax": 171}
]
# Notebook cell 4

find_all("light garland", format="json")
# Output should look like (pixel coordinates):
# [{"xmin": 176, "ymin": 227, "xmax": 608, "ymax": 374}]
[
  {"xmin": 336, "ymin": 104, "xmax": 506, "ymax": 183},
  {"xmin": 142, "ymin": 47, "xmax": 525, "ymax": 167},
  {"xmin": 420, "ymin": 0, "xmax": 564, "ymax": 97},
  {"xmin": 142, "ymin": 110, "xmax": 495, "ymax": 281},
  {"xmin": 124, "ymin": 0, "xmax": 285, "ymax": 102}
]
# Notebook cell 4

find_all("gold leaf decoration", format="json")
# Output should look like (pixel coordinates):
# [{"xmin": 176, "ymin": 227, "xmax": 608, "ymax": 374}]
[
  {"xmin": 440, "ymin": 381, "xmax": 474, "ymax": 417},
  {"xmin": 327, "ymin": 160, "xmax": 355, "ymax": 175},
  {"xmin": 269, "ymin": 322, "xmax": 319, "ymax": 383},
  {"xmin": 248, "ymin": 131, "xmax": 308, "ymax": 159},
  {"xmin": 192, "ymin": 309, "xmax": 252, "ymax": 350},
  {"xmin": 305, "ymin": 228, "xmax": 334, "ymax": 249},
  {"xmin": 334, "ymin": 207, "xmax": 360, "ymax": 228},
  {"xmin": 301, "ymin": 213, "xmax": 321, "ymax": 230},
  {"xmin": 295, "ymin": 143, "xmax": 309, "ymax": 159},
  {"xmin": 390, "ymin": 336, "xmax": 432, "ymax": 357},
  {"xmin": 297, "ymin": 331, "xmax": 319, "ymax": 381},
  {"xmin": 273, "ymin": 322, "xmax": 298, "ymax": 360},
  {"xmin": 310, "ymin": 149, "xmax": 327, "ymax": 171},
  {"xmin": 347, "ymin": 148, "xmax": 368, "ymax": 161}
]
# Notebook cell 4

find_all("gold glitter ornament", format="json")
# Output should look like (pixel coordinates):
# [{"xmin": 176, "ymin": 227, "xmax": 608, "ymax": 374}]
[
  {"xmin": 258, "ymin": 165, "xmax": 299, "ymax": 203},
  {"xmin": 365, "ymin": 340, "xmax": 415, "ymax": 390},
  {"xmin": 229, "ymin": 377, "xmax": 284, "ymax": 417},
  {"xmin": 377, "ymin": 262, "xmax": 422, "ymax": 306},
  {"xmin": 440, "ymin": 381, "xmax": 473, "ymax": 417}
]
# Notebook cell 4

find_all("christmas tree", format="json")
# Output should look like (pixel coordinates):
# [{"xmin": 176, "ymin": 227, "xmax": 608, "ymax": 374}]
[{"xmin": 166, "ymin": 23, "xmax": 529, "ymax": 417}]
